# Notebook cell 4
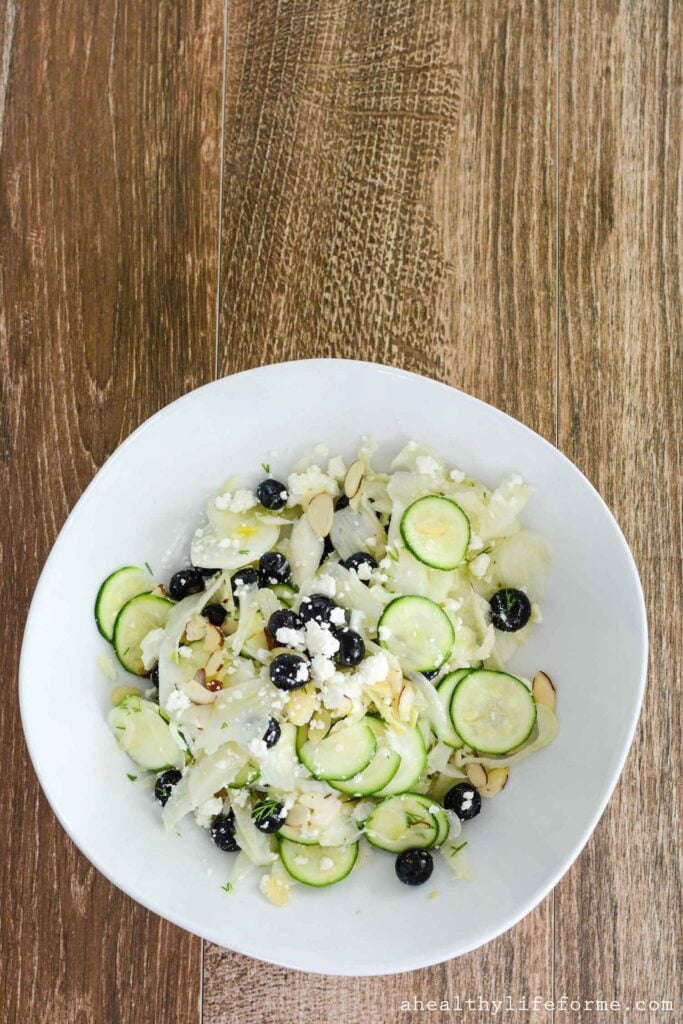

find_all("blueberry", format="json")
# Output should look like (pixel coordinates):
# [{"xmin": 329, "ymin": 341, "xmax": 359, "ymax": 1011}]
[
  {"xmin": 256, "ymin": 478, "xmax": 288, "ymax": 511},
  {"xmin": 299, "ymin": 593, "xmax": 339, "ymax": 627},
  {"xmin": 489, "ymin": 588, "xmax": 532, "ymax": 632},
  {"xmin": 335, "ymin": 494, "xmax": 350, "ymax": 510},
  {"xmin": 149, "ymin": 665, "xmax": 160, "ymax": 687},
  {"xmin": 335, "ymin": 629, "xmax": 365, "ymax": 667},
  {"xmin": 266, "ymin": 608, "xmax": 303, "ymax": 641},
  {"xmin": 210, "ymin": 811, "xmax": 239, "ymax": 852},
  {"xmin": 342, "ymin": 551, "xmax": 377, "ymax": 583},
  {"xmin": 422, "ymin": 668, "xmax": 440, "ymax": 681},
  {"xmin": 251, "ymin": 798, "xmax": 286, "ymax": 834},
  {"xmin": 269, "ymin": 653, "xmax": 310, "ymax": 691},
  {"xmin": 154, "ymin": 769, "xmax": 182, "ymax": 807},
  {"xmin": 230, "ymin": 567, "xmax": 259, "ymax": 605},
  {"xmin": 203, "ymin": 603, "xmax": 227, "ymax": 627},
  {"xmin": 395, "ymin": 849, "xmax": 434, "ymax": 886},
  {"xmin": 195, "ymin": 566, "xmax": 221, "ymax": 578},
  {"xmin": 444, "ymin": 782, "xmax": 481, "ymax": 821},
  {"xmin": 259, "ymin": 551, "xmax": 291, "ymax": 586},
  {"xmin": 263, "ymin": 718, "xmax": 281, "ymax": 748},
  {"xmin": 169, "ymin": 567, "xmax": 205, "ymax": 601}
]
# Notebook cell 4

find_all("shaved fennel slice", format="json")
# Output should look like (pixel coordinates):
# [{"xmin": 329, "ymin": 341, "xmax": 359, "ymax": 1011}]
[
  {"xmin": 191, "ymin": 506, "xmax": 279, "ymax": 570},
  {"xmin": 330, "ymin": 504, "xmax": 385, "ymax": 561},
  {"xmin": 489, "ymin": 529, "xmax": 550, "ymax": 601},
  {"xmin": 316, "ymin": 562, "xmax": 388, "ymax": 630},
  {"xmin": 157, "ymin": 575, "xmax": 225, "ymax": 706},
  {"xmin": 454, "ymin": 704, "xmax": 558, "ymax": 769},
  {"xmin": 289, "ymin": 515, "xmax": 324, "ymax": 588},
  {"xmin": 231, "ymin": 800, "xmax": 277, "ymax": 866},
  {"xmin": 163, "ymin": 742, "xmax": 247, "ymax": 830}
]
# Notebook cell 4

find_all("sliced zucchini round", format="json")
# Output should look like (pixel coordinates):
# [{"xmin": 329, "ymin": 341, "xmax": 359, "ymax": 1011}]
[
  {"xmin": 296, "ymin": 719, "xmax": 377, "ymax": 782},
  {"xmin": 450, "ymin": 669, "xmax": 537, "ymax": 755},
  {"xmin": 400, "ymin": 495, "xmax": 470, "ymax": 570},
  {"xmin": 328, "ymin": 719, "xmax": 401, "ymax": 796},
  {"xmin": 378, "ymin": 595, "xmax": 454, "ymax": 673},
  {"xmin": 108, "ymin": 695, "xmax": 184, "ymax": 771},
  {"xmin": 95, "ymin": 566, "xmax": 152, "ymax": 642},
  {"xmin": 408, "ymin": 792, "xmax": 450, "ymax": 847},
  {"xmin": 365, "ymin": 793, "xmax": 438, "ymax": 852},
  {"xmin": 278, "ymin": 837, "xmax": 359, "ymax": 887},
  {"xmin": 435, "ymin": 668, "xmax": 472, "ymax": 748},
  {"xmin": 374, "ymin": 724, "xmax": 427, "ymax": 797},
  {"xmin": 278, "ymin": 822, "xmax": 320, "ymax": 846},
  {"xmin": 113, "ymin": 593, "xmax": 174, "ymax": 676}
]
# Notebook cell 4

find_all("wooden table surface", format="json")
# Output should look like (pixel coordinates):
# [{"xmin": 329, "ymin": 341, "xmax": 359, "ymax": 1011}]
[{"xmin": 1, "ymin": 2, "xmax": 680, "ymax": 1022}]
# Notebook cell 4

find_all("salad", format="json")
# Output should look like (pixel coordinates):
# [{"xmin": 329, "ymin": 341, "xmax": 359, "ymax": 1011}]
[{"xmin": 97, "ymin": 440, "xmax": 558, "ymax": 904}]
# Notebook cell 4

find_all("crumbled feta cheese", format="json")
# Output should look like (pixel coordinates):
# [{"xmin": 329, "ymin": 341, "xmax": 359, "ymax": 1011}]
[
  {"xmin": 194, "ymin": 796, "xmax": 223, "ymax": 828},
  {"xmin": 355, "ymin": 562, "xmax": 373, "ymax": 581},
  {"xmin": 249, "ymin": 737, "xmax": 268, "ymax": 759},
  {"xmin": 449, "ymin": 468, "xmax": 465, "ymax": 483},
  {"xmin": 327, "ymin": 455, "xmax": 346, "ymax": 480},
  {"xmin": 166, "ymin": 688, "xmax": 192, "ymax": 715},
  {"xmin": 416, "ymin": 455, "xmax": 440, "ymax": 476},
  {"xmin": 329, "ymin": 606, "xmax": 346, "ymax": 627},
  {"xmin": 469, "ymin": 533, "xmax": 483, "ymax": 550},
  {"xmin": 469, "ymin": 553, "xmax": 490, "ymax": 577},
  {"xmin": 295, "ymin": 661, "xmax": 310, "ymax": 683},
  {"xmin": 311, "ymin": 654, "xmax": 337, "ymax": 682},
  {"xmin": 314, "ymin": 443, "xmax": 330, "ymax": 458},
  {"xmin": 443, "ymin": 598, "xmax": 462, "ymax": 613},
  {"xmin": 275, "ymin": 626, "xmax": 306, "ymax": 649},
  {"xmin": 319, "ymin": 857, "xmax": 334, "ymax": 871},
  {"xmin": 293, "ymin": 855, "xmax": 309, "ymax": 865},
  {"xmin": 378, "ymin": 626, "xmax": 392, "ymax": 642},
  {"xmin": 287, "ymin": 465, "xmax": 338, "ymax": 506},
  {"xmin": 140, "ymin": 627, "xmax": 165, "ymax": 671},
  {"xmin": 178, "ymin": 645, "xmax": 193, "ymax": 659},
  {"xmin": 230, "ymin": 787, "xmax": 249, "ymax": 807},
  {"xmin": 304, "ymin": 620, "xmax": 340, "ymax": 659},
  {"xmin": 349, "ymin": 609, "xmax": 366, "ymax": 633},
  {"xmin": 355, "ymin": 652, "xmax": 389, "ymax": 686},
  {"xmin": 214, "ymin": 489, "xmax": 258, "ymax": 514}
]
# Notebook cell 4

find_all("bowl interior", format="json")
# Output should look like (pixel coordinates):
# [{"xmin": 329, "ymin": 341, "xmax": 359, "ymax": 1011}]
[{"xmin": 20, "ymin": 360, "xmax": 647, "ymax": 975}]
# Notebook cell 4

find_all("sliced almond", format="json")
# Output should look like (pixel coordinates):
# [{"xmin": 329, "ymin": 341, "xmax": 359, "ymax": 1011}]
[
  {"xmin": 397, "ymin": 683, "xmax": 415, "ymax": 722},
  {"xmin": 285, "ymin": 804, "xmax": 310, "ymax": 828},
  {"xmin": 205, "ymin": 650, "xmax": 225, "ymax": 678},
  {"xmin": 464, "ymin": 762, "xmax": 489, "ymax": 790},
  {"xmin": 203, "ymin": 623, "xmax": 224, "ymax": 653},
  {"xmin": 185, "ymin": 615, "xmax": 207, "ymax": 643},
  {"xmin": 284, "ymin": 684, "xmax": 318, "ymax": 726},
  {"xmin": 481, "ymin": 766, "xmax": 509, "ymax": 798},
  {"xmin": 532, "ymin": 671, "xmax": 557, "ymax": 712},
  {"xmin": 387, "ymin": 665, "xmax": 404, "ymax": 696},
  {"xmin": 306, "ymin": 492, "xmax": 334, "ymax": 538},
  {"xmin": 181, "ymin": 674, "xmax": 217, "ymax": 704},
  {"xmin": 110, "ymin": 685, "xmax": 141, "ymax": 705},
  {"xmin": 335, "ymin": 695, "xmax": 353, "ymax": 717},
  {"xmin": 344, "ymin": 459, "xmax": 365, "ymax": 499}
]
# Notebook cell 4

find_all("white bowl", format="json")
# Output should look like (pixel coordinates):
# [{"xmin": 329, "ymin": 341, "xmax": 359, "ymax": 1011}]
[{"xmin": 20, "ymin": 359, "xmax": 647, "ymax": 976}]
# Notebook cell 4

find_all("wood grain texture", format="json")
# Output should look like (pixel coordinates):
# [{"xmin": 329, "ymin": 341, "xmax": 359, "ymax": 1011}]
[
  {"xmin": 555, "ymin": 2, "xmax": 682, "ymax": 1020},
  {"xmin": 0, "ymin": 1, "xmax": 223, "ymax": 1021},
  {"xmin": 208, "ymin": 3, "xmax": 557, "ymax": 1021}
]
